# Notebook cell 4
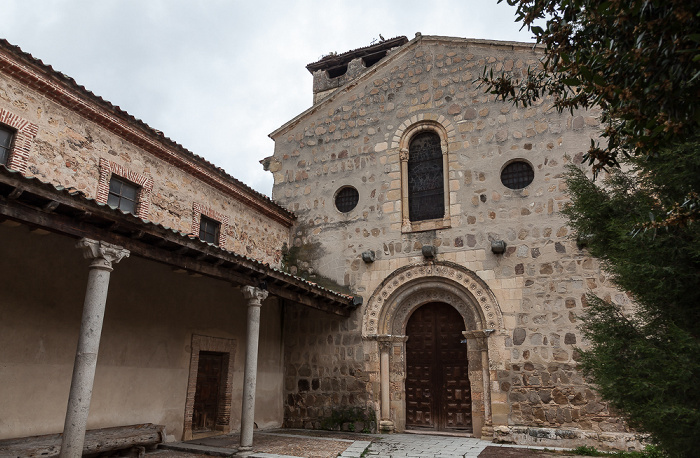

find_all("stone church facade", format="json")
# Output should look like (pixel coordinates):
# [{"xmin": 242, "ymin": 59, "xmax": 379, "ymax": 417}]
[
  {"xmin": 0, "ymin": 33, "xmax": 642, "ymax": 453},
  {"xmin": 267, "ymin": 34, "xmax": 641, "ymax": 450}
]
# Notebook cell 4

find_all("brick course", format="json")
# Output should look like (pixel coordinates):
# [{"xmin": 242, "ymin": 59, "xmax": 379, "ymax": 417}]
[{"xmin": 0, "ymin": 61, "xmax": 289, "ymax": 266}]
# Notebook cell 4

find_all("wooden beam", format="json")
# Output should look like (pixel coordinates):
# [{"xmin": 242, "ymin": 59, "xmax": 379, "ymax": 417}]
[
  {"xmin": 7, "ymin": 187, "xmax": 23, "ymax": 199},
  {"xmin": 42, "ymin": 201, "xmax": 60, "ymax": 212},
  {"xmin": 0, "ymin": 197, "xmax": 352, "ymax": 316},
  {"xmin": 131, "ymin": 230, "xmax": 145, "ymax": 240}
]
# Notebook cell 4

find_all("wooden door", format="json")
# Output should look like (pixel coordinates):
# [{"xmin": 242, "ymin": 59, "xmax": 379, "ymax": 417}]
[
  {"xmin": 193, "ymin": 351, "xmax": 223, "ymax": 431},
  {"xmin": 405, "ymin": 302, "xmax": 472, "ymax": 431}
]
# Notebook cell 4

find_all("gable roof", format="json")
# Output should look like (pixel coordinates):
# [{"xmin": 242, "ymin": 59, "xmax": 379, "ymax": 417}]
[
  {"xmin": 0, "ymin": 38, "xmax": 295, "ymax": 226},
  {"xmin": 269, "ymin": 34, "xmax": 537, "ymax": 139}
]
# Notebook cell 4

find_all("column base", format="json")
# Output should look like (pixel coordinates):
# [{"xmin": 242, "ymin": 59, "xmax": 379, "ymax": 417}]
[
  {"xmin": 379, "ymin": 420, "xmax": 395, "ymax": 433},
  {"xmin": 237, "ymin": 446, "xmax": 253, "ymax": 456},
  {"xmin": 480, "ymin": 423, "xmax": 495, "ymax": 441}
]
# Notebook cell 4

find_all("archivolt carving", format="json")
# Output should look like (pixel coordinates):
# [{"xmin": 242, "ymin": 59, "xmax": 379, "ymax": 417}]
[{"xmin": 362, "ymin": 261, "xmax": 504, "ymax": 336}]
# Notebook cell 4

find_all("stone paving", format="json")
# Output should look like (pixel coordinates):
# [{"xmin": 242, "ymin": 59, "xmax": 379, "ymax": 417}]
[
  {"xmin": 366, "ymin": 434, "xmax": 489, "ymax": 458},
  {"xmin": 153, "ymin": 430, "xmax": 572, "ymax": 458}
]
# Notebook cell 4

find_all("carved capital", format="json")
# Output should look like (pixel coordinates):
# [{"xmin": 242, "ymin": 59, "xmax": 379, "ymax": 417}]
[
  {"xmin": 399, "ymin": 148, "xmax": 409, "ymax": 161},
  {"xmin": 241, "ymin": 286, "xmax": 268, "ymax": 307},
  {"xmin": 76, "ymin": 238, "xmax": 129, "ymax": 271},
  {"xmin": 463, "ymin": 330, "xmax": 490, "ymax": 351}
]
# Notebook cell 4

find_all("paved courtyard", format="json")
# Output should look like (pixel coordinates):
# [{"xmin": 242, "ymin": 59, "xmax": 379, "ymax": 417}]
[
  {"xmin": 365, "ymin": 434, "xmax": 490, "ymax": 457},
  {"xmin": 152, "ymin": 430, "xmax": 579, "ymax": 458}
]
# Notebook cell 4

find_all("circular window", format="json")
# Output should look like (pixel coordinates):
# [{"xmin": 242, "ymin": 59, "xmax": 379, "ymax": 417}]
[
  {"xmin": 335, "ymin": 186, "xmax": 359, "ymax": 213},
  {"xmin": 501, "ymin": 160, "xmax": 535, "ymax": 190}
]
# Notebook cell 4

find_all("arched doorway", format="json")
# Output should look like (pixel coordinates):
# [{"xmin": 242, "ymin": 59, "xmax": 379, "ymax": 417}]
[
  {"xmin": 362, "ymin": 262, "xmax": 504, "ymax": 436},
  {"xmin": 405, "ymin": 302, "xmax": 472, "ymax": 431}
]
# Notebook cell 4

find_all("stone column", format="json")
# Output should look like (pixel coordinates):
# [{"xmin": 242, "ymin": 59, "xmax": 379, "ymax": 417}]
[
  {"xmin": 463, "ymin": 330, "xmax": 493, "ymax": 440},
  {"xmin": 440, "ymin": 140, "xmax": 450, "ymax": 223},
  {"xmin": 378, "ymin": 339, "xmax": 393, "ymax": 432},
  {"xmin": 399, "ymin": 148, "xmax": 411, "ymax": 233},
  {"xmin": 238, "ymin": 286, "xmax": 268, "ymax": 453},
  {"xmin": 60, "ymin": 239, "xmax": 129, "ymax": 458}
]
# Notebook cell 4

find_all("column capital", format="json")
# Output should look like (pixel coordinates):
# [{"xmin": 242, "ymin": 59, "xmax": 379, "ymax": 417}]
[
  {"xmin": 462, "ymin": 329, "xmax": 494, "ymax": 340},
  {"xmin": 241, "ymin": 285, "xmax": 268, "ymax": 306},
  {"xmin": 399, "ymin": 148, "xmax": 409, "ymax": 161},
  {"xmin": 76, "ymin": 238, "xmax": 129, "ymax": 271},
  {"xmin": 463, "ymin": 330, "xmax": 492, "ymax": 351}
]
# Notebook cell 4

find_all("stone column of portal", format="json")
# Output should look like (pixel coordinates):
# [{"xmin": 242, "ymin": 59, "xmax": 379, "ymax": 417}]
[
  {"xmin": 378, "ymin": 339, "xmax": 393, "ymax": 432},
  {"xmin": 463, "ymin": 330, "xmax": 493, "ymax": 440},
  {"xmin": 60, "ymin": 239, "xmax": 129, "ymax": 458},
  {"xmin": 238, "ymin": 286, "xmax": 268, "ymax": 454},
  {"xmin": 399, "ymin": 148, "xmax": 411, "ymax": 233}
]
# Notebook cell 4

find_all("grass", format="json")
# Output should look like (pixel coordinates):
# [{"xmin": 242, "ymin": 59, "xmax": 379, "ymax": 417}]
[{"xmin": 569, "ymin": 445, "xmax": 665, "ymax": 458}]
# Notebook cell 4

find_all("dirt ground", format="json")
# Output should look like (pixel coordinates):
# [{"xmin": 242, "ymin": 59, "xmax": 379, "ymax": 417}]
[
  {"xmin": 480, "ymin": 446, "xmax": 589, "ymax": 457},
  {"xmin": 147, "ymin": 430, "xmax": 370, "ymax": 458}
]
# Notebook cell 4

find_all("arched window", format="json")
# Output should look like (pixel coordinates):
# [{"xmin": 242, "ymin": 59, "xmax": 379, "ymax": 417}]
[
  {"xmin": 396, "ymin": 118, "xmax": 452, "ymax": 233},
  {"xmin": 407, "ymin": 132, "xmax": 444, "ymax": 222}
]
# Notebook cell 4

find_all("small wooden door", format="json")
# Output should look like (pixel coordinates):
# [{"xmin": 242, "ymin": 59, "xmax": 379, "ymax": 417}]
[
  {"xmin": 193, "ymin": 351, "xmax": 223, "ymax": 431},
  {"xmin": 405, "ymin": 302, "xmax": 472, "ymax": 431}
]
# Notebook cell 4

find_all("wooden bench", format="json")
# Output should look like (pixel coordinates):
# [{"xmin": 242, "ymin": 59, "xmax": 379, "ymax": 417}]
[{"xmin": 0, "ymin": 423, "xmax": 166, "ymax": 457}]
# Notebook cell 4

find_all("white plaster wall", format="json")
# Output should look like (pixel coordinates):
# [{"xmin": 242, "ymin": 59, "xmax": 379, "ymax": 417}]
[{"xmin": 0, "ymin": 223, "xmax": 284, "ymax": 440}]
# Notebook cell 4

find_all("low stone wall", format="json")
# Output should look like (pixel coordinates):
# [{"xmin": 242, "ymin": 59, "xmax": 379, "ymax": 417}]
[{"xmin": 493, "ymin": 426, "xmax": 646, "ymax": 452}]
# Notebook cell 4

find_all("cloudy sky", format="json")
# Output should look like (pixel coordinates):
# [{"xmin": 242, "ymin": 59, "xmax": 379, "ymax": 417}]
[{"xmin": 3, "ymin": 0, "xmax": 535, "ymax": 196}]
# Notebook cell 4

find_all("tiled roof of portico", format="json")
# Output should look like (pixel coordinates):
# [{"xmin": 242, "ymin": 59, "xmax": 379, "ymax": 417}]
[{"xmin": 0, "ymin": 165, "xmax": 358, "ymax": 316}]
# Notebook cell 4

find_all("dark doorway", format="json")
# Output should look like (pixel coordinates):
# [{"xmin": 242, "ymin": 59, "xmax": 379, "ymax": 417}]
[
  {"xmin": 193, "ymin": 351, "xmax": 224, "ymax": 431},
  {"xmin": 405, "ymin": 302, "xmax": 472, "ymax": 431}
]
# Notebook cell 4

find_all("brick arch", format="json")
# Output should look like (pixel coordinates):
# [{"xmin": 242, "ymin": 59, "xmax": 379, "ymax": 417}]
[
  {"xmin": 362, "ymin": 261, "xmax": 504, "ymax": 337},
  {"xmin": 0, "ymin": 108, "xmax": 38, "ymax": 173}
]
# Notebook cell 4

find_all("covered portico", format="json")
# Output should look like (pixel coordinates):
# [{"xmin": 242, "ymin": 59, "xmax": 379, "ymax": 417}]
[{"xmin": 0, "ymin": 166, "xmax": 356, "ymax": 456}]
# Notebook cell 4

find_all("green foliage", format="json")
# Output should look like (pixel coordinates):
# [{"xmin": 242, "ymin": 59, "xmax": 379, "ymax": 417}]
[
  {"xmin": 563, "ymin": 141, "xmax": 700, "ymax": 334},
  {"xmin": 319, "ymin": 406, "xmax": 376, "ymax": 433},
  {"xmin": 571, "ymin": 444, "xmax": 666, "ymax": 457},
  {"xmin": 562, "ymin": 143, "xmax": 700, "ymax": 457},
  {"xmin": 571, "ymin": 445, "xmax": 607, "ymax": 456},
  {"xmin": 478, "ymin": 1, "xmax": 700, "ymax": 454},
  {"xmin": 480, "ymin": 0, "xmax": 700, "ymax": 174}
]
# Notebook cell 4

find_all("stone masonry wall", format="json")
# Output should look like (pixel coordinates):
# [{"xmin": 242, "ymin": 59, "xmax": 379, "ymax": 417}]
[
  {"xmin": 0, "ymin": 72, "xmax": 289, "ymax": 266},
  {"xmin": 283, "ymin": 303, "xmax": 372, "ymax": 430},
  {"xmin": 270, "ymin": 36, "xmax": 634, "ymax": 444}
]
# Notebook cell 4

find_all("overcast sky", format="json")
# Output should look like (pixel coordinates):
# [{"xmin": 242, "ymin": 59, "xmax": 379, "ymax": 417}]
[{"xmin": 3, "ymin": 0, "xmax": 535, "ymax": 196}]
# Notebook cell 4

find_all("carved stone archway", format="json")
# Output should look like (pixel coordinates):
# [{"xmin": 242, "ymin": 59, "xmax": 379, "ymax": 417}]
[{"xmin": 362, "ymin": 261, "xmax": 503, "ymax": 437}]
